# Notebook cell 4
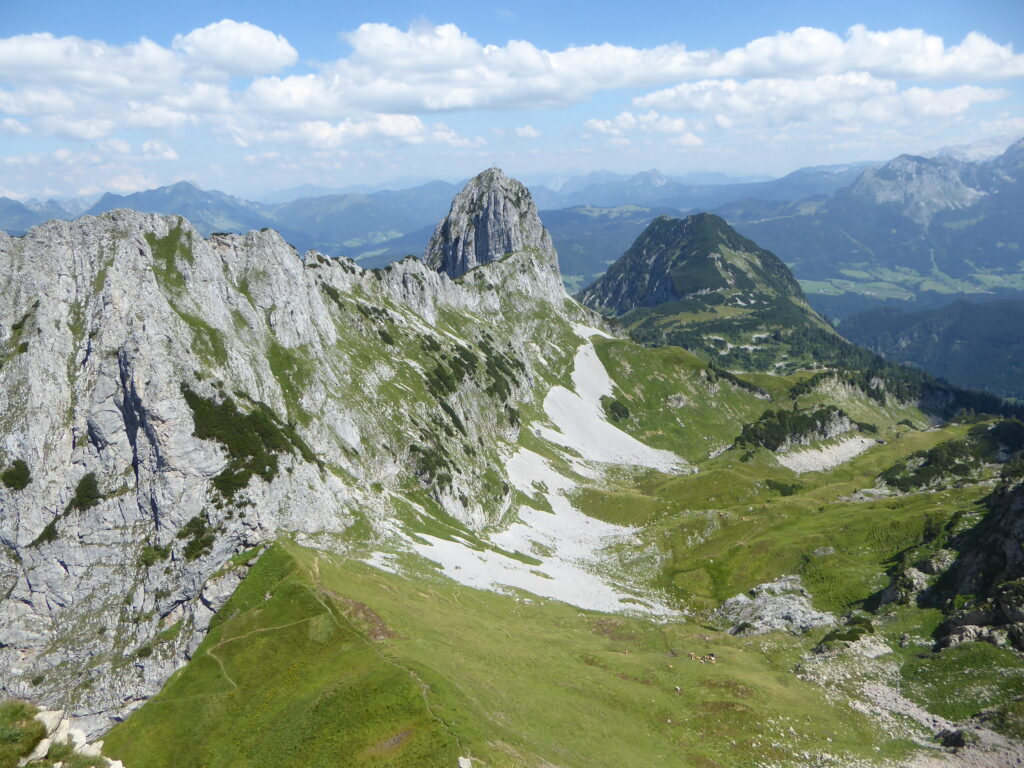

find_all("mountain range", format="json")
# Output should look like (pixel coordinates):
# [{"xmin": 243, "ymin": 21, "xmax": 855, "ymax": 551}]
[
  {"xmin": 4, "ymin": 139, "xmax": 1024, "ymax": 412},
  {"xmin": 2, "ymin": 168, "xmax": 1024, "ymax": 766},
  {"xmin": 725, "ymin": 138, "xmax": 1024, "ymax": 316},
  {"xmin": 0, "ymin": 160, "xmax": 876, "ymax": 263},
  {"xmin": 4, "ymin": 140, "xmax": 1022, "ymax": 325}
]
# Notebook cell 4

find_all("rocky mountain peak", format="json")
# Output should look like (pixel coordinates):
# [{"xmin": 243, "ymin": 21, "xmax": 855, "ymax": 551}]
[
  {"xmin": 845, "ymin": 153, "xmax": 986, "ymax": 226},
  {"xmin": 992, "ymin": 136, "xmax": 1024, "ymax": 176},
  {"xmin": 423, "ymin": 167, "xmax": 558, "ymax": 280},
  {"xmin": 634, "ymin": 169, "xmax": 670, "ymax": 187}
]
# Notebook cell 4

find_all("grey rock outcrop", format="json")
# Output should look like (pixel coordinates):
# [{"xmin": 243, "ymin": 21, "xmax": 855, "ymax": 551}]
[
  {"xmin": 19, "ymin": 710, "xmax": 122, "ymax": 767},
  {"xmin": 0, "ymin": 169, "xmax": 589, "ymax": 736},
  {"xmin": 937, "ymin": 579, "xmax": 1024, "ymax": 651},
  {"xmin": 424, "ymin": 168, "xmax": 559, "ymax": 280},
  {"xmin": 916, "ymin": 548, "xmax": 956, "ymax": 575},
  {"xmin": 909, "ymin": 479, "xmax": 1024, "ymax": 651},
  {"xmin": 939, "ymin": 623, "xmax": 1014, "ymax": 650},
  {"xmin": 777, "ymin": 409, "xmax": 855, "ymax": 452},
  {"xmin": 938, "ymin": 480, "xmax": 1024, "ymax": 599},
  {"xmin": 718, "ymin": 575, "xmax": 834, "ymax": 635},
  {"xmin": 878, "ymin": 566, "xmax": 931, "ymax": 605}
]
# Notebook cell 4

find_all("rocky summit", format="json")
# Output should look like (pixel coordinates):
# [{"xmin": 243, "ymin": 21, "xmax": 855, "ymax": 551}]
[
  {"xmin": 726, "ymin": 137, "xmax": 1024, "ymax": 311},
  {"xmin": 424, "ymin": 167, "xmax": 559, "ymax": 279},
  {"xmin": 844, "ymin": 153, "xmax": 988, "ymax": 227}
]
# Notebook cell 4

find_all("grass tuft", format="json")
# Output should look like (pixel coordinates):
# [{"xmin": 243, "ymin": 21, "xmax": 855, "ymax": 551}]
[{"xmin": 1, "ymin": 460, "xmax": 30, "ymax": 491}]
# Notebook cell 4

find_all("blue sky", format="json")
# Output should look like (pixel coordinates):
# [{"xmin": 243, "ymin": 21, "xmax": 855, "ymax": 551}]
[{"xmin": 1, "ymin": 0, "xmax": 1022, "ymax": 198}]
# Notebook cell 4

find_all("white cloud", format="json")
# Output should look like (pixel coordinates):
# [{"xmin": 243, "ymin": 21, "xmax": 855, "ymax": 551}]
[
  {"xmin": 980, "ymin": 115, "xmax": 1024, "ymax": 135},
  {"xmin": 634, "ymin": 73, "xmax": 1005, "ymax": 128},
  {"xmin": 0, "ymin": 22, "xmax": 1016, "ymax": 141},
  {"xmin": 585, "ymin": 112, "xmax": 633, "ymax": 136},
  {"xmin": 669, "ymin": 132, "xmax": 703, "ymax": 147},
  {"xmin": 166, "ymin": 83, "xmax": 232, "ymax": 113},
  {"xmin": 107, "ymin": 170, "xmax": 157, "ymax": 193},
  {"xmin": 589, "ymin": 111, "xmax": 692, "ymax": 144},
  {"xmin": 432, "ymin": 125, "xmax": 486, "ymax": 147},
  {"xmin": 841, "ymin": 25, "xmax": 1024, "ymax": 80},
  {"xmin": 172, "ymin": 20, "xmax": 297, "ymax": 76},
  {"xmin": 0, "ymin": 20, "xmax": 1019, "ymax": 195},
  {"xmin": 0, "ymin": 140, "xmax": 201, "ymax": 201},
  {"xmin": 228, "ymin": 22, "xmax": 1024, "ymax": 121},
  {"xmin": 0, "ymin": 117, "xmax": 29, "ymax": 135},
  {"xmin": 0, "ymin": 86, "xmax": 75, "ymax": 115},
  {"xmin": 100, "ymin": 138, "xmax": 131, "ymax": 154},
  {"xmin": 141, "ymin": 140, "xmax": 178, "ymax": 160},
  {"xmin": 344, "ymin": 22, "xmax": 484, "ymax": 73},
  {"xmin": 244, "ymin": 151, "xmax": 281, "ymax": 164},
  {"xmin": 123, "ymin": 103, "xmax": 191, "ymax": 128},
  {"xmin": 289, "ymin": 114, "xmax": 427, "ymax": 149},
  {"xmin": 222, "ymin": 109, "xmax": 484, "ymax": 152},
  {"xmin": 0, "ymin": 33, "xmax": 182, "ymax": 94},
  {"xmin": 706, "ymin": 24, "xmax": 1024, "ymax": 80},
  {"xmin": 3, "ymin": 152, "xmax": 41, "ymax": 166},
  {"xmin": 245, "ymin": 74, "xmax": 340, "ymax": 114},
  {"xmin": 38, "ymin": 116, "xmax": 115, "ymax": 139}
]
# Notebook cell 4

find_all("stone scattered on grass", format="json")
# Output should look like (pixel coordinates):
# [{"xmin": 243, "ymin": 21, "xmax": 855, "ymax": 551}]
[{"xmin": 719, "ymin": 575, "xmax": 834, "ymax": 635}]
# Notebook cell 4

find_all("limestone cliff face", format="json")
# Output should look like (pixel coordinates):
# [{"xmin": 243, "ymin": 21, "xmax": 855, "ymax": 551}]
[
  {"xmin": 777, "ymin": 409, "xmax": 856, "ymax": 452},
  {"xmin": 424, "ymin": 168, "xmax": 559, "ymax": 280},
  {"xmin": 0, "ymin": 171, "xmax": 587, "ymax": 735},
  {"xmin": 936, "ymin": 479, "xmax": 1024, "ymax": 605},
  {"xmin": 887, "ymin": 479, "xmax": 1024, "ymax": 650}
]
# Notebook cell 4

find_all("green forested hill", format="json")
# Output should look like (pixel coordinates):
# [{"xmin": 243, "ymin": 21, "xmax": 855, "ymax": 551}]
[
  {"xmin": 578, "ymin": 213, "xmax": 856, "ymax": 371},
  {"xmin": 840, "ymin": 298, "xmax": 1024, "ymax": 401}
]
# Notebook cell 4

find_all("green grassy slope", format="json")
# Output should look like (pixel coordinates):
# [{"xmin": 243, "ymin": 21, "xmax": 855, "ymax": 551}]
[
  {"xmin": 104, "ymin": 541, "xmax": 917, "ymax": 768},
  {"xmin": 576, "ymin": 343, "xmax": 989, "ymax": 612}
]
